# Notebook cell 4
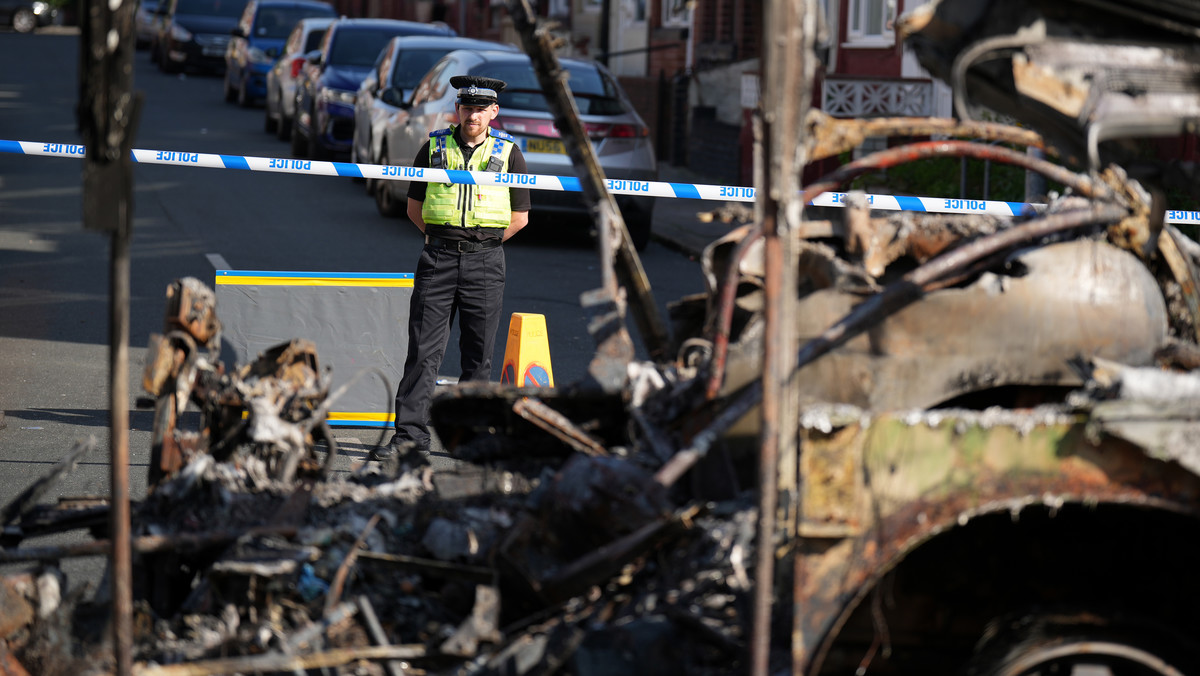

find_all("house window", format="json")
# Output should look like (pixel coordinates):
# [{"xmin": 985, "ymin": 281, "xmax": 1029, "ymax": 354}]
[
  {"xmin": 847, "ymin": 0, "xmax": 893, "ymax": 46},
  {"xmin": 662, "ymin": 0, "xmax": 691, "ymax": 28}
]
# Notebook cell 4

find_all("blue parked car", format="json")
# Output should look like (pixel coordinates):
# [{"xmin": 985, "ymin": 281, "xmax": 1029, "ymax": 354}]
[
  {"xmin": 291, "ymin": 17, "xmax": 455, "ymax": 160},
  {"xmin": 224, "ymin": 0, "xmax": 335, "ymax": 107}
]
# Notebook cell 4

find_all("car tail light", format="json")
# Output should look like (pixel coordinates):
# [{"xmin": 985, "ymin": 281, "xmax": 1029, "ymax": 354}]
[
  {"xmin": 608, "ymin": 123, "xmax": 649, "ymax": 138},
  {"xmin": 585, "ymin": 122, "xmax": 649, "ymax": 139},
  {"xmin": 290, "ymin": 57, "xmax": 305, "ymax": 79},
  {"xmin": 495, "ymin": 116, "xmax": 559, "ymax": 138}
]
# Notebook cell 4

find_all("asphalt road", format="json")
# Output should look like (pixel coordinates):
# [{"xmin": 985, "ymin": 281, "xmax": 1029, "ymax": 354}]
[{"xmin": 0, "ymin": 30, "xmax": 704, "ymax": 588}]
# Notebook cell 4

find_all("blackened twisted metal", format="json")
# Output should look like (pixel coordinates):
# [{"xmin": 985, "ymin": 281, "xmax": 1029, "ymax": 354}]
[
  {"xmin": 664, "ymin": 203, "xmax": 1131, "ymax": 486},
  {"xmin": 702, "ymin": 139, "xmax": 1124, "ymax": 401}
]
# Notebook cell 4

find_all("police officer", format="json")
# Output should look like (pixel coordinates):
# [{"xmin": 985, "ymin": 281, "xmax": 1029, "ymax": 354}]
[{"xmin": 373, "ymin": 75, "xmax": 531, "ymax": 461}]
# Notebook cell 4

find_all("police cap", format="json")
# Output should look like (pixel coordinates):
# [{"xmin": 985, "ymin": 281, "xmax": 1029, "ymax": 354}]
[{"xmin": 451, "ymin": 75, "xmax": 506, "ymax": 107}]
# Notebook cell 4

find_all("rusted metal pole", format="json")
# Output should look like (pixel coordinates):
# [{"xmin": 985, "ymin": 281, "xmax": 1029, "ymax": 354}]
[
  {"xmin": 109, "ymin": 227, "xmax": 134, "ymax": 676},
  {"xmin": 79, "ymin": 0, "xmax": 139, "ymax": 667},
  {"xmin": 752, "ymin": 0, "xmax": 815, "ymax": 671}
]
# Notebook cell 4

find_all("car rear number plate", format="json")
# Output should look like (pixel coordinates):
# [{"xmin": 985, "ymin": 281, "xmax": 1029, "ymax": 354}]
[{"xmin": 525, "ymin": 138, "xmax": 565, "ymax": 154}]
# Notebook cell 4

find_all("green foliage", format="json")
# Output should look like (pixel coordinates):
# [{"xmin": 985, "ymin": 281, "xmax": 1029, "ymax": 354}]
[{"xmin": 846, "ymin": 154, "xmax": 1037, "ymax": 202}]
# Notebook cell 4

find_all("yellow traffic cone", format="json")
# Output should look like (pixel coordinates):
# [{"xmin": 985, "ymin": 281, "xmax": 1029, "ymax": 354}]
[{"xmin": 500, "ymin": 313, "xmax": 554, "ymax": 387}]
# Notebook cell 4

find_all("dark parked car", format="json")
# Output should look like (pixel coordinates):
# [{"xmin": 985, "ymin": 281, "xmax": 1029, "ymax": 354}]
[
  {"xmin": 351, "ymin": 35, "xmax": 517, "ymax": 171},
  {"xmin": 154, "ymin": 0, "xmax": 248, "ymax": 74},
  {"xmin": 223, "ymin": 0, "xmax": 335, "ymax": 107},
  {"xmin": 290, "ymin": 18, "xmax": 455, "ymax": 160},
  {"xmin": 1, "ymin": 0, "xmax": 56, "ymax": 33}
]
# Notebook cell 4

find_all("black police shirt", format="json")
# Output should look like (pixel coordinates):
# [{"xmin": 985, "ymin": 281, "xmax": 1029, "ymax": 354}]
[{"xmin": 407, "ymin": 127, "xmax": 532, "ymax": 242}]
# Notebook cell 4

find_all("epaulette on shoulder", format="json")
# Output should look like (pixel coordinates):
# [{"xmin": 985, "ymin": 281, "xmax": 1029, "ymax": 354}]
[
  {"xmin": 489, "ymin": 128, "xmax": 516, "ymax": 143},
  {"xmin": 430, "ymin": 128, "xmax": 453, "ymax": 138}
]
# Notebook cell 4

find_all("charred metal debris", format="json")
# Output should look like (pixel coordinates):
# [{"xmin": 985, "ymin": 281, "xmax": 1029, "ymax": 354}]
[{"xmin": 4, "ymin": 0, "xmax": 1200, "ymax": 674}]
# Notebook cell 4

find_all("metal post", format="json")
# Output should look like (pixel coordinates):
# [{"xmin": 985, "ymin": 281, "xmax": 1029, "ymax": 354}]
[
  {"xmin": 753, "ymin": 0, "xmax": 814, "ymax": 673},
  {"xmin": 79, "ymin": 0, "xmax": 140, "ymax": 670},
  {"xmin": 109, "ymin": 224, "xmax": 134, "ymax": 676}
]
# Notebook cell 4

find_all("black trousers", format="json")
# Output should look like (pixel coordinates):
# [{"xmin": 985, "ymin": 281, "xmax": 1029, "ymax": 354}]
[{"xmin": 392, "ymin": 244, "xmax": 506, "ymax": 448}]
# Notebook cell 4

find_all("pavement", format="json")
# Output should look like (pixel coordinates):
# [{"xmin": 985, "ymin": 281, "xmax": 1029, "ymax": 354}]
[{"xmin": 650, "ymin": 163, "xmax": 750, "ymax": 260}]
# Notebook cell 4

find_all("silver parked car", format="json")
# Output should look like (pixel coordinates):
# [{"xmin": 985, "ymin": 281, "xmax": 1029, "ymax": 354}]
[
  {"xmin": 263, "ymin": 15, "xmax": 333, "ymax": 139},
  {"xmin": 351, "ymin": 35, "xmax": 518, "ymax": 189},
  {"xmin": 135, "ymin": 0, "xmax": 161, "ymax": 47},
  {"xmin": 373, "ymin": 49, "xmax": 658, "ymax": 249}
]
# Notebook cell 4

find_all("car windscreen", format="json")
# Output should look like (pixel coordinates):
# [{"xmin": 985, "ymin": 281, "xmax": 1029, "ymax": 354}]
[
  {"xmin": 480, "ymin": 62, "xmax": 627, "ymax": 116},
  {"xmin": 391, "ymin": 49, "xmax": 453, "ymax": 90},
  {"xmin": 175, "ymin": 0, "xmax": 244, "ymax": 17},
  {"xmin": 303, "ymin": 27, "xmax": 326, "ymax": 52},
  {"xmin": 255, "ymin": 6, "xmax": 332, "ymax": 39},
  {"xmin": 329, "ymin": 28, "xmax": 413, "ymax": 67}
]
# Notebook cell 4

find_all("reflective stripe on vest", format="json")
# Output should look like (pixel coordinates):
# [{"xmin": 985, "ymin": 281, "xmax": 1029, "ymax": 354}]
[{"xmin": 423, "ymin": 127, "xmax": 514, "ymax": 229}]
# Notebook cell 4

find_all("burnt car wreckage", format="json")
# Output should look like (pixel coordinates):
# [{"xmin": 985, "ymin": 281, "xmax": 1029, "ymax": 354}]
[{"xmin": 5, "ymin": 0, "xmax": 1200, "ymax": 674}]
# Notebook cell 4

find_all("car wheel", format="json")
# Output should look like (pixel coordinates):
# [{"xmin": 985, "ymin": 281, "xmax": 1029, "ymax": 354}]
[
  {"xmin": 277, "ymin": 113, "xmax": 291, "ymax": 141},
  {"xmin": 966, "ymin": 611, "xmax": 1200, "ymax": 676},
  {"xmin": 290, "ymin": 119, "xmax": 308, "ymax": 158},
  {"xmin": 349, "ymin": 143, "xmax": 365, "ymax": 184},
  {"xmin": 625, "ymin": 210, "xmax": 653, "ymax": 251},
  {"xmin": 160, "ymin": 44, "xmax": 180, "ymax": 74},
  {"xmin": 374, "ymin": 146, "xmax": 405, "ymax": 218},
  {"xmin": 237, "ymin": 76, "xmax": 253, "ymax": 108},
  {"xmin": 12, "ymin": 7, "xmax": 36, "ymax": 33},
  {"xmin": 310, "ymin": 140, "xmax": 329, "ymax": 161},
  {"xmin": 224, "ymin": 71, "xmax": 237, "ymax": 102}
]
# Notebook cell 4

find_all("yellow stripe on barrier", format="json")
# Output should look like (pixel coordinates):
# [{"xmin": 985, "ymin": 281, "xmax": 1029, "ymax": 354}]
[
  {"xmin": 326, "ymin": 412, "xmax": 394, "ymax": 424},
  {"xmin": 216, "ymin": 276, "xmax": 414, "ymax": 287}
]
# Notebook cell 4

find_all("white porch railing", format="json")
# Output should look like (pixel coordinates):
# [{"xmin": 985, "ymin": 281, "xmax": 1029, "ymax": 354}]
[{"xmin": 822, "ymin": 77, "xmax": 934, "ymax": 117}]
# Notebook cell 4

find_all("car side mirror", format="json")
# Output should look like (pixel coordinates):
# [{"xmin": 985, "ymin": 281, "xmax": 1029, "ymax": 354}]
[
  {"xmin": 305, "ymin": 50, "xmax": 322, "ymax": 66},
  {"xmin": 381, "ymin": 87, "xmax": 405, "ymax": 107}
]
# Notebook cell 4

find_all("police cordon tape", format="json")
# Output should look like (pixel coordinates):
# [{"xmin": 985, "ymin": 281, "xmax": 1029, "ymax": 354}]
[{"xmin": 6, "ymin": 138, "xmax": 1200, "ymax": 225}]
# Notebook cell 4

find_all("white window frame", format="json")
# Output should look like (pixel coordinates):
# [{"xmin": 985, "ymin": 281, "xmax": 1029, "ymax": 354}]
[
  {"xmin": 845, "ymin": 0, "xmax": 894, "ymax": 48},
  {"xmin": 662, "ymin": 0, "xmax": 691, "ymax": 28}
]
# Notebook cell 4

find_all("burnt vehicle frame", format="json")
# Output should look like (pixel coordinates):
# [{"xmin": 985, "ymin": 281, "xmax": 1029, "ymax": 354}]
[{"xmin": 5, "ymin": 0, "xmax": 1200, "ymax": 674}]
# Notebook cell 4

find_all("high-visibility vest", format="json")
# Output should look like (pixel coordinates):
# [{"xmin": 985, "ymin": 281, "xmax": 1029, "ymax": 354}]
[{"xmin": 422, "ymin": 126, "xmax": 515, "ymax": 229}]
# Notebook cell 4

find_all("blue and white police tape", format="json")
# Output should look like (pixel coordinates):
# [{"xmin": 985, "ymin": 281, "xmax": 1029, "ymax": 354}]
[{"xmin": 5, "ymin": 138, "xmax": 1200, "ymax": 225}]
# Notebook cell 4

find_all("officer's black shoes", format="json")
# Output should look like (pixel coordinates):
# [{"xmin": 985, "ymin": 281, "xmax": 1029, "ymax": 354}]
[
  {"xmin": 369, "ymin": 436, "xmax": 404, "ymax": 461},
  {"xmin": 369, "ymin": 436, "xmax": 429, "ymax": 465}
]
